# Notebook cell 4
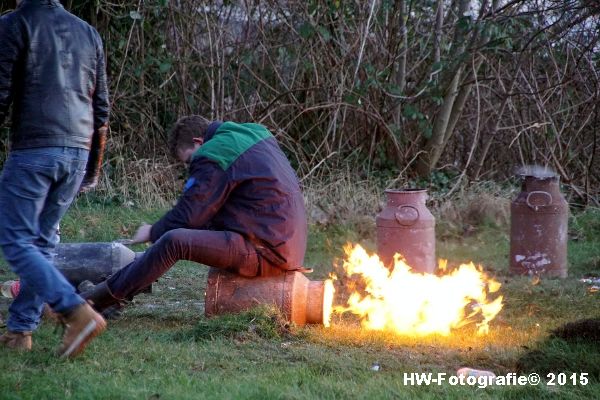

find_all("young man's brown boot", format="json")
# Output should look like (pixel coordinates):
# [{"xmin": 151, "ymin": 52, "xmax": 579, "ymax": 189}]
[
  {"xmin": 57, "ymin": 303, "xmax": 106, "ymax": 358},
  {"xmin": 0, "ymin": 331, "xmax": 32, "ymax": 351}
]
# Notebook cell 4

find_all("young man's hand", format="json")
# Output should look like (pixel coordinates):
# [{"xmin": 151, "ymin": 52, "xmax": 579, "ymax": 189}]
[{"xmin": 130, "ymin": 223, "xmax": 152, "ymax": 244}]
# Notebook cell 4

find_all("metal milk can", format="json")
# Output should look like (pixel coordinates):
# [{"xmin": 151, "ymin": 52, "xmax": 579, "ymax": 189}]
[
  {"xmin": 509, "ymin": 174, "xmax": 568, "ymax": 277},
  {"xmin": 376, "ymin": 189, "xmax": 436, "ymax": 273},
  {"xmin": 5, "ymin": 242, "xmax": 145, "ymax": 299},
  {"xmin": 204, "ymin": 268, "xmax": 333, "ymax": 326},
  {"xmin": 54, "ymin": 242, "xmax": 141, "ymax": 286}
]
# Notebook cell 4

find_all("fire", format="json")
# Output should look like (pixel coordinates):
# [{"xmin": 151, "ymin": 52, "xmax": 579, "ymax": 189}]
[
  {"xmin": 322, "ymin": 279, "xmax": 335, "ymax": 328},
  {"xmin": 328, "ymin": 244, "xmax": 503, "ymax": 336}
]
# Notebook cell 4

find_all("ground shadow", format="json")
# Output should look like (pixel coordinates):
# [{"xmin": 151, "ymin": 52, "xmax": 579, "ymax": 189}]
[{"xmin": 516, "ymin": 318, "xmax": 600, "ymax": 382}]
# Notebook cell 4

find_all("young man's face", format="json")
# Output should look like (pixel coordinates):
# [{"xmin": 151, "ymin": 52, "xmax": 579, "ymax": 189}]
[{"xmin": 176, "ymin": 137, "xmax": 204, "ymax": 165}]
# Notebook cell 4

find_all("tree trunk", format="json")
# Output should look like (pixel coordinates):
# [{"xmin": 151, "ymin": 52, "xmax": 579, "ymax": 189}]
[
  {"xmin": 415, "ymin": 66, "xmax": 464, "ymax": 176},
  {"xmin": 392, "ymin": 0, "xmax": 407, "ymax": 128},
  {"xmin": 433, "ymin": 0, "xmax": 443, "ymax": 66}
]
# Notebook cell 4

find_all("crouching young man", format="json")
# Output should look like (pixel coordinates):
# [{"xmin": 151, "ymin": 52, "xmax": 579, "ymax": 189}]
[{"xmin": 84, "ymin": 116, "xmax": 308, "ymax": 311}]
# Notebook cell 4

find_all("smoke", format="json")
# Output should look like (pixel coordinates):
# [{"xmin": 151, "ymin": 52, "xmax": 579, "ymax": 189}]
[{"xmin": 515, "ymin": 164, "xmax": 558, "ymax": 179}]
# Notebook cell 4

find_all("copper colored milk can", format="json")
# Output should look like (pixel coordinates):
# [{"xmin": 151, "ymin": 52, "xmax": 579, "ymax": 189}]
[
  {"xmin": 510, "ymin": 174, "xmax": 568, "ymax": 277},
  {"xmin": 376, "ymin": 189, "xmax": 436, "ymax": 273},
  {"xmin": 205, "ymin": 268, "xmax": 334, "ymax": 326}
]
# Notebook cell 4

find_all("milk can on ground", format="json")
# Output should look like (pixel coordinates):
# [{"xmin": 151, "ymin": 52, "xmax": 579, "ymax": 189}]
[
  {"xmin": 376, "ymin": 189, "xmax": 436, "ymax": 273},
  {"xmin": 205, "ymin": 268, "xmax": 334, "ymax": 326},
  {"xmin": 509, "ymin": 173, "xmax": 568, "ymax": 278},
  {"xmin": 2, "ymin": 242, "xmax": 143, "ymax": 298}
]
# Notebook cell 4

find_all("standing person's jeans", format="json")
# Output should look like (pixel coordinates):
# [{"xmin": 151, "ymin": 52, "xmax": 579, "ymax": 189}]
[{"xmin": 0, "ymin": 147, "xmax": 89, "ymax": 332}]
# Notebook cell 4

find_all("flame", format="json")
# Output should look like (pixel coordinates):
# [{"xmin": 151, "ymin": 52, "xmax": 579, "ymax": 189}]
[
  {"xmin": 322, "ymin": 278, "xmax": 336, "ymax": 328},
  {"xmin": 328, "ymin": 244, "xmax": 503, "ymax": 336}
]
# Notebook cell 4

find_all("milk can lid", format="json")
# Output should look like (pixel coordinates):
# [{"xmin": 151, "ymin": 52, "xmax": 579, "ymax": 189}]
[{"xmin": 516, "ymin": 166, "xmax": 558, "ymax": 180}]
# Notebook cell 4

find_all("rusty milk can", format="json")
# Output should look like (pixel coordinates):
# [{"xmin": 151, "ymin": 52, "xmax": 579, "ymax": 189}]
[
  {"xmin": 205, "ymin": 268, "xmax": 334, "ymax": 326},
  {"xmin": 376, "ymin": 189, "xmax": 436, "ymax": 273},
  {"xmin": 510, "ymin": 173, "xmax": 568, "ymax": 277}
]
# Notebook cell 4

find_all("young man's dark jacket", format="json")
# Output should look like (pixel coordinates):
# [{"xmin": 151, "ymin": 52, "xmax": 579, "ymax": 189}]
[
  {"xmin": 150, "ymin": 121, "xmax": 308, "ymax": 272},
  {"xmin": 0, "ymin": 0, "xmax": 109, "ymax": 150}
]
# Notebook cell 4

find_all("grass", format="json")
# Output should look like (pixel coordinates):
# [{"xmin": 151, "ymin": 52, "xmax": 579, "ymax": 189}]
[{"xmin": 1, "ymin": 200, "xmax": 599, "ymax": 399}]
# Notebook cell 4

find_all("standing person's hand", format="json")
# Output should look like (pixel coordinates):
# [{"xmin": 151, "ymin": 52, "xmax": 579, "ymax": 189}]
[
  {"xmin": 79, "ymin": 125, "xmax": 108, "ymax": 194},
  {"xmin": 79, "ymin": 175, "xmax": 99, "ymax": 193},
  {"xmin": 130, "ymin": 223, "xmax": 152, "ymax": 244}
]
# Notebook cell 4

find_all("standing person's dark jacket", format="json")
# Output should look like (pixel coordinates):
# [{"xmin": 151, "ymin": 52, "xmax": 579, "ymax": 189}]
[
  {"xmin": 150, "ymin": 121, "xmax": 308, "ymax": 271},
  {"xmin": 0, "ymin": 0, "xmax": 110, "ymax": 150}
]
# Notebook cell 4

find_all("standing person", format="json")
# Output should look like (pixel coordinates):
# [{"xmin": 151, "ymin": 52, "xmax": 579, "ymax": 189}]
[
  {"xmin": 0, "ymin": 0, "xmax": 109, "ymax": 357},
  {"xmin": 83, "ymin": 116, "xmax": 308, "ymax": 313}
]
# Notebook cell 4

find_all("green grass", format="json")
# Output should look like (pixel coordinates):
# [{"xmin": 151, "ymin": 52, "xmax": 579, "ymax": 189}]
[{"xmin": 1, "ymin": 201, "xmax": 600, "ymax": 399}]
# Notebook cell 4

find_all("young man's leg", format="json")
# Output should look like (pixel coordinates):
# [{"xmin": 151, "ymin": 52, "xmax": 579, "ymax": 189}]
[{"xmin": 105, "ymin": 229, "xmax": 260, "ymax": 301}]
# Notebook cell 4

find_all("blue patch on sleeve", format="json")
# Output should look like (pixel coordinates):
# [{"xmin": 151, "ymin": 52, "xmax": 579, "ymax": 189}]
[{"xmin": 183, "ymin": 177, "xmax": 196, "ymax": 192}]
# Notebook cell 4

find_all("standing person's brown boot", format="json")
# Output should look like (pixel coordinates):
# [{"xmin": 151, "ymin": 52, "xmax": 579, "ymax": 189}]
[
  {"xmin": 57, "ymin": 303, "xmax": 106, "ymax": 358},
  {"xmin": 0, "ymin": 331, "xmax": 32, "ymax": 351}
]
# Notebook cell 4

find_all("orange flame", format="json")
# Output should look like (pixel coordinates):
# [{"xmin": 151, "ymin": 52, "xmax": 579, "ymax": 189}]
[{"xmin": 328, "ymin": 244, "xmax": 503, "ymax": 336}]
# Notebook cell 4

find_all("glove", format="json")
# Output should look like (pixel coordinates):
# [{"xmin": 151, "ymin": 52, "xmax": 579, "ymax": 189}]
[{"xmin": 80, "ymin": 125, "xmax": 108, "ymax": 193}]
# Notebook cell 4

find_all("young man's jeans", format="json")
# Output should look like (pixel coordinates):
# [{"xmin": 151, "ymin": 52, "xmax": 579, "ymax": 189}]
[
  {"xmin": 0, "ymin": 147, "xmax": 88, "ymax": 332},
  {"xmin": 107, "ymin": 229, "xmax": 274, "ymax": 300}
]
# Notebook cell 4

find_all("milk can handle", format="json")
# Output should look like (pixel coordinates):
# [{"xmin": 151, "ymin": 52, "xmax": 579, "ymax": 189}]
[
  {"xmin": 395, "ymin": 205, "xmax": 420, "ymax": 226},
  {"xmin": 526, "ymin": 191, "xmax": 552, "ymax": 210}
]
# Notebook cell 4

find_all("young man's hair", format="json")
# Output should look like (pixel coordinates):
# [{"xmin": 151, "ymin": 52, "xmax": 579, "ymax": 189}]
[{"xmin": 168, "ymin": 115, "xmax": 210, "ymax": 158}]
